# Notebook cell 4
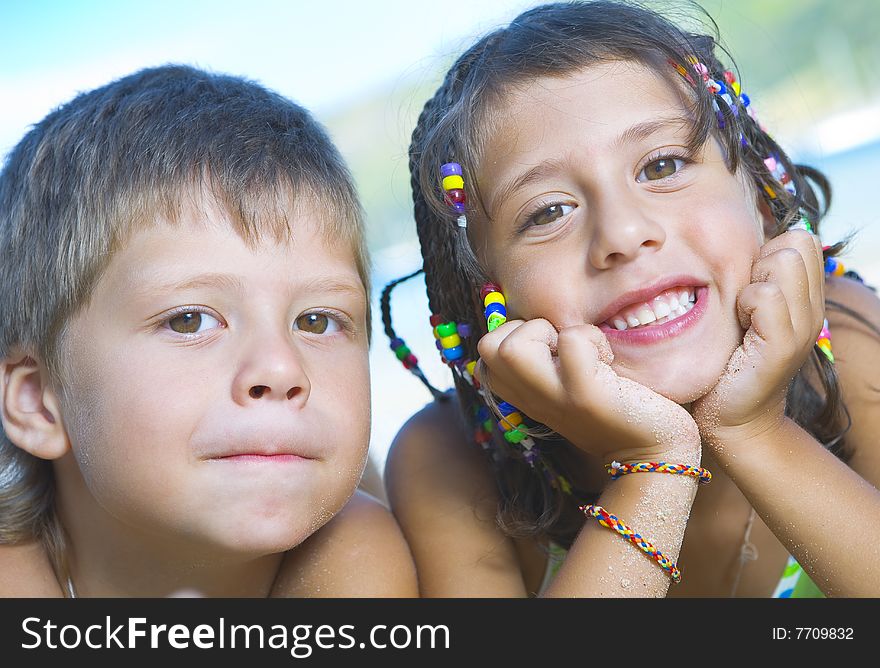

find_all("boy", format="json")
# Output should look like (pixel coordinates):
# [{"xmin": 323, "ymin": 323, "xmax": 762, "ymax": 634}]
[{"xmin": 0, "ymin": 65, "xmax": 416, "ymax": 597}]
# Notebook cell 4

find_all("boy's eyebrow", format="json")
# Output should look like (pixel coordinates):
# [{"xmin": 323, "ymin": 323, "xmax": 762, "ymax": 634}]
[
  {"xmin": 135, "ymin": 272, "xmax": 247, "ymax": 295},
  {"xmin": 491, "ymin": 114, "xmax": 692, "ymax": 214},
  {"xmin": 130, "ymin": 271, "xmax": 364, "ymax": 300}
]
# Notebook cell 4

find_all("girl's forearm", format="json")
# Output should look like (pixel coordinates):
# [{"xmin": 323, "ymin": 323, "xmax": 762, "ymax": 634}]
[
  {"xmin": 712, "ymin": 417, "xmax": 880, "ymax": 596},
  {"xmin": 544, "ymin": 468, "xmax": 699, "ymax": 597}
]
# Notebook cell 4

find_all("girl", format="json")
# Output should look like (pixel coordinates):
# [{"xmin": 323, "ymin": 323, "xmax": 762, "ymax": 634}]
[{"xmin": 383, "ymin": 1, "xmax": 880, "ymax": 597}]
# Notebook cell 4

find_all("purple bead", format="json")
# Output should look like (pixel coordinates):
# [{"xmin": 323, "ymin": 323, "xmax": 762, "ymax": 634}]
[
  {"xmin": 453, "ymin": 202, "xmax": 466, "ymax": 213},
  {"xmin": 435, "ymin": 339, "xmax": 443, "ymax": 351},
  {"xmin": 390, "ymin": 338, "xmax": 403, "ymax": 350},
  {"xmin": 457, "ymin": 323, "xmax": 472, "ymax": 337},
  {"xmin": 440, "ymin": 162, "xmax": 463, "ymax": 177}
]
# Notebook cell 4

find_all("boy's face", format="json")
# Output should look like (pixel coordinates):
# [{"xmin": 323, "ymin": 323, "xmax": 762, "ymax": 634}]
[{"xmin": 54, "ymin": 195, "xmax": 371, "ymax": 557}]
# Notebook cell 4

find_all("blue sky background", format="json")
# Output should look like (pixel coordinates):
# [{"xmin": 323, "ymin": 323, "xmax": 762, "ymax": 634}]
[{"xmin": 0, "ymin": 0, "xmax": 534, "ymax": 156}]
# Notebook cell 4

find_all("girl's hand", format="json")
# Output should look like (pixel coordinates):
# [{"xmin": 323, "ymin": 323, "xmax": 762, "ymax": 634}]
[
  {"xmin": 692, "ymin": 229, "xmax": 825, "ymax": 447},
  {"xmin": 477, "ymin": 319, "xmax": 700, "ymax": 464}
]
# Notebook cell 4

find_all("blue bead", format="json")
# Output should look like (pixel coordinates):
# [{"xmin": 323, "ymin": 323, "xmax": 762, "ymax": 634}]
[
  {"xmin": 497, "ymin": 401, "xmax": 517, "ymax": 416},
  {"xmin": 476, "ymin": 406, "xmax": 491, "ymax": 422},
  {"xmin": 740, "ymin": 93, "xmax": 750, "ymax": 107},
  {"xmin": 443, "ymin": 345, "xmax": 464, "ymax": 361},
  {"xmin": 484, "ymin": 302, "xmax": 506, "ymax": 318},
  {"xmin": 824, "ymin": 257, "xmax": 838, "ymax": 274},
  {"xmin": 440, "ymin": 162, "xmax": 463, "ymax": 177},
  {"xmin": 390, "ymin": 338, "xmax": 403, "ymax": 350}
]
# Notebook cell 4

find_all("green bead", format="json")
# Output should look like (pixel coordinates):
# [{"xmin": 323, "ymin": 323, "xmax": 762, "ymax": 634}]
[
  {"xmin": 395, "ymin": 345, "xmax": 411, "ymax": 360},
  {"xmin": 487, "ymin": 312, "xmax": 506, "ymax": 332},
  {"xmin": 435, "ymin": 322, "xmax": 457, "ymax": 338},
  {"xmin": 504, "ymin": 426, "xmax": 526, "ymax": 444},
  {"xmin": 483, "ymin": 419, "xmax": 494, "ymax": 432}
]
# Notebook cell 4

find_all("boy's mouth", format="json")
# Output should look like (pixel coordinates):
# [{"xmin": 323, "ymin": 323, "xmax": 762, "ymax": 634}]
[{"xmin": 600, "ymin": 286, "xmax": 697, "ymax": 331}]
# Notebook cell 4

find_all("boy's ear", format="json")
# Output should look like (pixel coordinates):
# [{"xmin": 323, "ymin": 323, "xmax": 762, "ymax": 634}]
[{"xmin": 1, "ymin": 355, "xmax": 70, "ymax": 460}]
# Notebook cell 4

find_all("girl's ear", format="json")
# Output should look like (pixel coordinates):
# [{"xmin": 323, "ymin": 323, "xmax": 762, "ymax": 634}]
[{"xmin": 0, "ymin": 355, "xmax": 70, "ymax": 460}]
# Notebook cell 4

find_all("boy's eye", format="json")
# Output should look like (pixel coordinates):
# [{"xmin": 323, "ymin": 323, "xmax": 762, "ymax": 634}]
[
  {"xmin": 528, "ymin": 203, "xmax": 574, "ymax": 227},
  {"xmin": 638, "ymin": 157, "xmax": 685, "ymax": 182},
  {"xmin": 167, "ymin": 311, "xmax": 221, "ymax": 334},
  {"xmin": 294, "ymin": 313, "xmax": 340, "ymax": 335}
]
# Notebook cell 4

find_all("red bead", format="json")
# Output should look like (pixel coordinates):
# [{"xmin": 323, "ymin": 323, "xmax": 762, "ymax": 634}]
[
  {"xmin": 405, "ymin": 353, "xmax": 418, "ymax": 366},
  {"xmin": 480, "ymin": 283, "xmax": 502, "ymax": 300},
  {"xmin": 723, "ymin": 70, "xmax": 736, "ymax": 84},
  {"xmin": 475, "ymin": 429, "xmax": 490, "ymax": 444},
  {"xmin": 429, "ymin": 314, "xmax": 443, "ymax": 327},
  {"xmin": 444, "ymin": 189, "xmax": 467, "ymax": 206}
]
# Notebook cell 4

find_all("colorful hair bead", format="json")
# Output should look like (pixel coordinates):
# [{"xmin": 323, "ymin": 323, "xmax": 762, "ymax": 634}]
[
  {"xmin": 824, "ymin": 256, "xmax": 845, "ymax": 277},
  {"xmin": 441, "ymin": 162, "xmax": 468, "ymax": 227}
]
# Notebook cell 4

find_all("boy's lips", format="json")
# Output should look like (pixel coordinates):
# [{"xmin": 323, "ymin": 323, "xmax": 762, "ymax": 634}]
[{"xmin": 198, "ymin": 433, "xmax": 323, "ymax": 461}]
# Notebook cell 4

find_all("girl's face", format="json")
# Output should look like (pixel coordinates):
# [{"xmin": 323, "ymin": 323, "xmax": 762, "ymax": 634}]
[
  {"xmin": 475, "ymin": 61, "xmax": 770, "ymax": 403},
  {"xmin": 55, "ymin": 193, "xmax": 371, "ymax": 559}
]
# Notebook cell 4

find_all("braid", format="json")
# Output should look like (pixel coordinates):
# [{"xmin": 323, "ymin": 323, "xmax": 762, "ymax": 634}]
[{"xmin": 379, "ymin": 268, "xmax": 446, "ymax": 401}]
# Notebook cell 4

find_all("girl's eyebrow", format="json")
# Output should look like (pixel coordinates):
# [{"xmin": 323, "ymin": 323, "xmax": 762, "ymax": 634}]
[
  {"xmin": 490, "ymin": 157, "xmax": 568, "ymax": 215},
  {"xmin": 490, "ymin": 115, "xmax": 692, "ymax": 214},
  {"xmin": 611, "ymin": 114, "xmax": 692, "ymax": 151}
]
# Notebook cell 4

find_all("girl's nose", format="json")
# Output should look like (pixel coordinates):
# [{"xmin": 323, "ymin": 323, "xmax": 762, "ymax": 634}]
[{"xmin": 587, "ymin": 196, "xmax": 666, "ymax": 270}]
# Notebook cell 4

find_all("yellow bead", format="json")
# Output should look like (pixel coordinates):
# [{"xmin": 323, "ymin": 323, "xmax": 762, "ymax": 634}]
[
  {"xmin": 833, "ymin": 263, "xmax": 845, "ymax": 276},
  {"xmin": 731, "ymin": 81, "xmax": 741, "ymax": 96},
  {"xmin": 500, "ymin": 412, "xmax": 522, "ymax": 430},
  {"xmin": 440, "ymin": 333, "xmax": 461, "ymax": 349},
  {"xmin": 483, "ymin": 291, "xmax": 505, "ymax": 307},
  {"xmin": 442, "ymin": 175, "xmax": 464, "ymax": 191},
  {"xmin": 466, "ymin": 360, "xmax": 477, "ymax": 376}
]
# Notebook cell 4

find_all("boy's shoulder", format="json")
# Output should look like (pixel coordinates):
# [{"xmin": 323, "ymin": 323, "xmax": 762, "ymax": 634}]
[
  {"xmin": 271, "ymin": 490, "xmax": 417, "ymax": 597},
  {"xmin": 0, "ymin": 540, "xmax": 63, "ymax": 597}
]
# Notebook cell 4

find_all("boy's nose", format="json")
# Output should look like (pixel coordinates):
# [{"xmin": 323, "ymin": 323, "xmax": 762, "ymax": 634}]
[
  {"xmin": 232, "ymin": 335, "xmax": 311, "ymax": 407},
  {"xmin": 587, "ymin": 198, "xmax": 666, "ymax": 270}
]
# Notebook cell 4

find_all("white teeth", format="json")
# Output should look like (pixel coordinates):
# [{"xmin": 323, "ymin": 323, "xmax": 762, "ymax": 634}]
[
  {"xmin": 635, "ymin": 306, "xmax": 656, "ymax": 325},
  {"xmin": 605, "ymin": 287, "xmax": 698, "ymax": 332}
]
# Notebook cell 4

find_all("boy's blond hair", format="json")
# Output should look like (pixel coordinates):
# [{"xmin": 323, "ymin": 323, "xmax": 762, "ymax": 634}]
[{"xmin": 0, "ymin": 65, "xmax": 371, "ymax": 568}]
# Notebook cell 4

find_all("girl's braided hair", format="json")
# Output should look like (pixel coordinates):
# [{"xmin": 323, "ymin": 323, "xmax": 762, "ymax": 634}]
[{"xmin": 385, "ymin": 1, "xmax": 856, "ymax": 548}]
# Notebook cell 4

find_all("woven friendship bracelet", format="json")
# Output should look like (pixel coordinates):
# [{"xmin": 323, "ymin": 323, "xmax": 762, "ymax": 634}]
[
  {"xmin": 607, "ymin": 460, "xmax": 712, "ymax": 484},
  {"xmin": 580, "ymin": 504, "xmax": 682, "ymax": 583}
]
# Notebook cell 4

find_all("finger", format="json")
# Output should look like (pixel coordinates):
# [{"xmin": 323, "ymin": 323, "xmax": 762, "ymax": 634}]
[
  {"xmin": 737, "ymin": 281, "xmax": 794, "ymax": 349},
  {"xmin": 556, "ymin": 324, "xmax": 611, "ymax": 400},
  {"xmin": 751, "ymin": 245, "xmax": 811, "ymax": 339},
  {"xmin": 479, "ymin": 318, "xmax": 562, "ymax": 401},
  {"xmin": 762, "ymin": 230, "xmax": 824, "ymax": 334}
]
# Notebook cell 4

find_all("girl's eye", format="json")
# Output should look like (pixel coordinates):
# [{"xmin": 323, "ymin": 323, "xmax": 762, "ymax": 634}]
[
  {"xmin": 527, "ymin": 203, "xmax": 574, "ymax": 227},
  {"xmin": 638, "ymin": 157, "xmax": 685, "ymax": 182},
  {"xmin": 294, "ymin": 313, "xmax": 341, "ymax": 335},
  {"xmin": 166, "ymin": 311, "xmax": 221, "ymax": 334}
]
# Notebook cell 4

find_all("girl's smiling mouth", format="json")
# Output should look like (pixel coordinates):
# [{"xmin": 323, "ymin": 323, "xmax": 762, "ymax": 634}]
[{"xmin": 596, "ymin": 278, "xmax": 709, "ymax": 345}]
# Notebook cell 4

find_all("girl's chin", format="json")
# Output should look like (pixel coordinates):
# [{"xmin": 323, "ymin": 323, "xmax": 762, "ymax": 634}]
[{"xmin": 612, "ymin": 363, "xmax": 722, "ymax": 405}]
